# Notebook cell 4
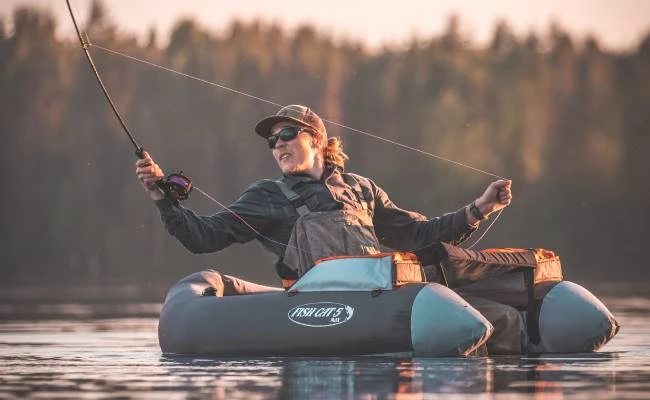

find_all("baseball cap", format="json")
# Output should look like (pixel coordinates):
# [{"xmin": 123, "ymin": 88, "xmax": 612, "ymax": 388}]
[{"xmin": 254, "ymin": 105, "xmax": 327, "ymax": 139}]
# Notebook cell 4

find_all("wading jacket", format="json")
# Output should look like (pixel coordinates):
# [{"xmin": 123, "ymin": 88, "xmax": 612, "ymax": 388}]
[{"xmin": 155, "ymin": 167, "xmax": 477, "ymax": 262}]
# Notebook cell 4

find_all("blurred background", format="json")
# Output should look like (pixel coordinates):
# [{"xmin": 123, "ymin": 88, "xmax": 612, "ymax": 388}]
[{"xmin": 1, "ymin": 0, "xmax": 649, "ymax": 299}]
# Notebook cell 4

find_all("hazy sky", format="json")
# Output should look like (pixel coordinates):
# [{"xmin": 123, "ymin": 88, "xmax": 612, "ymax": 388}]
[{"xmin": 2, "ymin": 0, "xmax": 649, "ymax": 51}]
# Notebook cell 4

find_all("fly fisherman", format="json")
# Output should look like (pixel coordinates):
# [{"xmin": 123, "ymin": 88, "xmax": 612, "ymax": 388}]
[{"xmin": 136, "ymin": 104, "xmax": 524, "ymax": 354}]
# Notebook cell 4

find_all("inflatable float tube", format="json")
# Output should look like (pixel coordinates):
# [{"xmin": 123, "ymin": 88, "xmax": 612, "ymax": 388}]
[{"xmin": 158, "ymin": 255, "xmax": 618, "ymax": 356}]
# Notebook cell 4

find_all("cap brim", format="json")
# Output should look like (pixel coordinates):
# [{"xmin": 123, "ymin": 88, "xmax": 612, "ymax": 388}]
[{"xmin": 254, "ymin": 116, "xmax": 313, "ymax": 138}]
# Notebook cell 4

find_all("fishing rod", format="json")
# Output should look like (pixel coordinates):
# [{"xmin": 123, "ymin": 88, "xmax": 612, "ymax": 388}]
[
  {"xmin": 63, "ymin": 0, "xmax": 322, "ymax": 256},
  {"xmin": 65, "ymin": 0, "xmax": 192, "ymax": 201}
]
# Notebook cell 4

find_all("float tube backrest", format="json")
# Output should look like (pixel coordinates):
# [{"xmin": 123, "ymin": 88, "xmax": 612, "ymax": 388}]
[{"xmin": 289, "ymin": 252, "xmax": 425, "ymax": 293}]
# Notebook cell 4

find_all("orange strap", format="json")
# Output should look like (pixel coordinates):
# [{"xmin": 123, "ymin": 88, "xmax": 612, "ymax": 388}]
[
  {"xmin": 314, "ymin": 251, "xmax": 418, "ymax": 264},
  {"xmin": 281, "ymin": 279, "xmax": 296, "ymax": 289},
  {"xmin": 282, "ymin": 252, "xmax": 422, "ymax": 289},
  {"xmin": 483, "ymin": 247, "xmax": 557, "ymax": 262}
]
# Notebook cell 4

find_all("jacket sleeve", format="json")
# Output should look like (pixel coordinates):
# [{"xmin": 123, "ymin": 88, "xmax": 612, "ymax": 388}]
[
  {"xmin": 154, "ymin": 181, "xmax": 280, "ymax": 253},
  {"xmin": 367, "ymin": 179, "xmax": 477, "ymax": 251}
]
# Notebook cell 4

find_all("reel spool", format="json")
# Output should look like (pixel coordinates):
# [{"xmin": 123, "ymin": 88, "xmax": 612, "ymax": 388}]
[{"xmin": 161, "ymin": 172, "xmax": 193, "ymax": 201}]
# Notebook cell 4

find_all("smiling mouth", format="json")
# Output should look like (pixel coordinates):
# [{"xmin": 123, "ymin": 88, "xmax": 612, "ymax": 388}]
[{"xmin": 279, "ymin": 153, "xmax": 291, "ymax": 161}]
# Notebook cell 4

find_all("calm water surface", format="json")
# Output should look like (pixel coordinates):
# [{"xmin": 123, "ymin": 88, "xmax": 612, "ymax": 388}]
[{"xmin": 1, "ymin": 290, "xmax": 648, "ymax": 399}]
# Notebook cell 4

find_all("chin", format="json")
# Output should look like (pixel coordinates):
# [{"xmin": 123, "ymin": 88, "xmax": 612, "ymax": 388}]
[
  {"xmin": 279, "ymin": 164, "xmax": 297, "ymax": 174},
  {"xmin": 283, "ymin": 165, "xmax": 307, "ymax": 175}
]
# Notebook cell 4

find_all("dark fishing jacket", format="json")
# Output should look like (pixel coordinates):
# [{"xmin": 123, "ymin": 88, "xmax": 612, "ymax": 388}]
[{"xmin": 155, "ymin": 167, "xmax": 476, "ymax": 264}]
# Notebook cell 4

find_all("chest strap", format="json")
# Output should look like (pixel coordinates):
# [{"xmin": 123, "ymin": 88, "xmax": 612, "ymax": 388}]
[
  {"xmin": 274, "ymin": 179, "xmax": 310, "ymax": 216},
  {"xmin": 275, "ymin": 174, "xmax": 372, "ymax": 215},
  {"xmin": 341, "ymin": 174, "xmax": 370, "ymax": 211}
]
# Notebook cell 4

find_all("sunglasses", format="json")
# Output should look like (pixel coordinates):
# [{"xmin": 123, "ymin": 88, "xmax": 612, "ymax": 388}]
[{"xmin": 267, "ymin": 126, "xmax": 308, "ymax": 149}]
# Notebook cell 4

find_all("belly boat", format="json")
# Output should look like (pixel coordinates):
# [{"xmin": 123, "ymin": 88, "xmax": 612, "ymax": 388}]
[{"xmin": 158, "ymin": 251, "xmax": 619, "ymax": 356}]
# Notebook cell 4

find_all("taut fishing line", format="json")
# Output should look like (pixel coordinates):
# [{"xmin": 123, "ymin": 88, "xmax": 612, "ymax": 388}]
[
  {"xmin": 66, "ymin": 0, "xmax": 506, "ymax": 252},
  {"xmin": 90, "ymin": 41, "xmax": 506, "ymax": 181}
]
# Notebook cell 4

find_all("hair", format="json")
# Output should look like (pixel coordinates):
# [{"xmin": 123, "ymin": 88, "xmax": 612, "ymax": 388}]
[
  {"xmin": 308, "ymin": 128, "xmax": 348, "ymax": 169},
  {"xmin": 322, "ymin": 136, "xmax": 349, "ymax": 168}
]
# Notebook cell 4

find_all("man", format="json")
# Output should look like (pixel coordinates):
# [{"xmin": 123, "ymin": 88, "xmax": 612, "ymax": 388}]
[{"xmin": 136, "ymin": 104, "xmax": 523, "ymax": 354}]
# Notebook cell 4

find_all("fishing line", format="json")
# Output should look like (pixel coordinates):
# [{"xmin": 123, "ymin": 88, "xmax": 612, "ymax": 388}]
[
  {"xmin": 466, "ymin": 209, "xmax": 503, "ymax": 249},
  {"xmin": 193, "ymin": 186, "xmax": 306, "ymax": 251},
  {"xmin": 91, "ymin": 43, "xmax": 505, "ymax": 181},
  {"xmin": 66, "ymin": 0, "xmax": 192, "ymax": 201},
  {"xmin": 90, "ymin": 42, "xmax": 509, "ymax": 249},
  {"xmin": 91, "ymin": 43, "xmax": 285, "ymax": 109},
  {"xmin": 65, "ymin": 0, "xmax": 313, "ymax": 260},
  {"xmin": 69, "ymin": 0, "xmax": 506, "ymax": 252}
]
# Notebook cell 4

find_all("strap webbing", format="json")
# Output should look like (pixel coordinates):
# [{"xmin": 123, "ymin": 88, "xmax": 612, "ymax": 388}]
[
  {"xmin": 276, "ymin": 174, "xmax": 372, "ymax": 215},
  {"xmin": 342, "ymin": 174, "xmax": 369, "ymax": 210},
  {"xmin": 275, "ymin": 179, "xmax": 310, "ymax": 216}
]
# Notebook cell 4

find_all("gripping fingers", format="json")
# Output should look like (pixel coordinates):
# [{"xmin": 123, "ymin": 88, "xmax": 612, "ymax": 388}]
[
  {"xmin": 497, "ymin": 188, "xmax": 505, "ymax": 204},
  {"xmin": 497, "ymin": 187, "xmax": 512, "ymax": 204},
  {"xmin": 137, "ymin": 163, "xmax": 163, "ymax": 189},
  {"xmin": 136, "ymin": 160, "xmax": 152, "ymax": 168},
  {"xmin": 135, "ymin": 151, "xmax": 154, "ymax": 168},
  {"xmin": 493, "ymin": 180, "xmax": 512, "ymax": 205},
  {"xmin": 137, "ymin": 163, "xmax": 162, "ymax": 177}
]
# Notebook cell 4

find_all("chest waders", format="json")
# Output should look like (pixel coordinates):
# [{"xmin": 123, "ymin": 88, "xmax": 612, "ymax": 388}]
[{"xmin": 275, "ymin": 174, "xmax": 381, "ymax": 286}]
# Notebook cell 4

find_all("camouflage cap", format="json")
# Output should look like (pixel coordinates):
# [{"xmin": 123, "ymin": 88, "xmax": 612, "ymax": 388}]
[{"xmin": 254, "ymin": 105, "xmax": 327, "ymax": 139}]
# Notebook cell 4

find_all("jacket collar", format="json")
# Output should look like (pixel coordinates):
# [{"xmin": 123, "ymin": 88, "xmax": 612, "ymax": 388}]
[{"xmin": 282, "ymin": 165, "xmax": 342, "ymax": 188}]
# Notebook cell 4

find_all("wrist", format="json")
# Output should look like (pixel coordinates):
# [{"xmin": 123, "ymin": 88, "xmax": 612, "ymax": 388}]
[
  {"xmin": 474, "ymin": 198, "xmax": 493, "ymax": 217},
  {"xmin": 470, "ymin": 200, "xmax": 486, "ymax": 221},
  {"xmin": 149, "ymin": 187, "xmax": 165, "ymax": 201},
  {"xmin": 465, "ymin": 204, "xmax": 480, "ymax": 226}
]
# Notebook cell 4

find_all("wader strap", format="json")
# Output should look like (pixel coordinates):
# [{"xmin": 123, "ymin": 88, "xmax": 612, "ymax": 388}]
[
  {"xmin": 282, "ymin": 279, "xmax": 297, "ymax": 289},
  {"xmin": 275, "ymin": 179, "xmax": 310, "ymax": 216},
  {"xmin": 342, "ymin": 174, "xmax": 369, "ymax": 211}
]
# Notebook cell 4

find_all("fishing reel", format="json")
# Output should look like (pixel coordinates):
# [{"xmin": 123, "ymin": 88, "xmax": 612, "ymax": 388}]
[
  {"xmin": 136, "ymin": 148, "xmax": 192, "ymax": 201},
  {"xmin": 158, "ymin": 172, "xmax": 193, "ymax": 201}
]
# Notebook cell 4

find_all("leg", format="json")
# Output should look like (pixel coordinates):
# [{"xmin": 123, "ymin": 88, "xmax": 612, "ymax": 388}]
[
  {"xmin": 221, "ymin": 273, "xmax": 283, "ymax": 295},
  {"xmin": 461, "ymin": 295, "xmax": 525, "ymax": 355},
  {"xmin": 176, "ymin": 269, "xmax": 283, "ymax": 296}
]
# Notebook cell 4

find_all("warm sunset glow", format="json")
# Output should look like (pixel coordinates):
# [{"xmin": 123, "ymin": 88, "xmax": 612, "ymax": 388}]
[{"xmin": 2, "ymin": 0, "xmax": 649, "ymax": 51}]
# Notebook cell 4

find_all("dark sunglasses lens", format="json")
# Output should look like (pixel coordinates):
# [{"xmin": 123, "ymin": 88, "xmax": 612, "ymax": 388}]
[{"xmin": 267, "ymin": 127, "xmax": 301, "ymax": 149}]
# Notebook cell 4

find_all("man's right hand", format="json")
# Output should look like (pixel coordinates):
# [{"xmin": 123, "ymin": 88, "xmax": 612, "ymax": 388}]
[{"xmin": 135, "ymin": 151, "xmax": 166, "ymax": 201}]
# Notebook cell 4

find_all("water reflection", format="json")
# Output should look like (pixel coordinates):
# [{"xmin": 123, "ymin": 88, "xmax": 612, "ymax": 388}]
[
  {"xmin": 156, "ymin": 352, "xmax": 622, "ymax": 399},
  {"xmin": 0, "ymin": 303, "xmax": 647, "ymax": 399}
]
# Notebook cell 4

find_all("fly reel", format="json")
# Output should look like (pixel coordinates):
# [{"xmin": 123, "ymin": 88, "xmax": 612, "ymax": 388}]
[{"xmin": 160, "ymin": 172, "xmax": 193, "ymax": 201}]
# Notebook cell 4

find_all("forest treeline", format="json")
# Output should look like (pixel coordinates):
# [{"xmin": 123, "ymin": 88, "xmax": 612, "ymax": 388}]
[{"xmin": 1, "ymin": 2, "xmax": 649, "ymax": 287}]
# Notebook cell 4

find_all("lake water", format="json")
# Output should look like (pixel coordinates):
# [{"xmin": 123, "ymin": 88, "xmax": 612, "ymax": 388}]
[{"xmin": 1, "ymin": 287, "xmax": 649, "ymax": 399}]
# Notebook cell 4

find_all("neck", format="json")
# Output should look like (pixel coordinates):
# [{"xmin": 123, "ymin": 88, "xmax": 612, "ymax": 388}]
[
  {"xmin": 304, "ymin": 155, "xmax": 325, "ymax": 179},
  {"xmin": 303, "ymin": 165, "xmax": 325, "ymax": 180}
]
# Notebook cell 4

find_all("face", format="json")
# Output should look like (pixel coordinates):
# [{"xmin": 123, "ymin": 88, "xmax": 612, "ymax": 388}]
[{"xmin": 270, "ymin": 121, "xmax": 323, "ymax": 177}]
